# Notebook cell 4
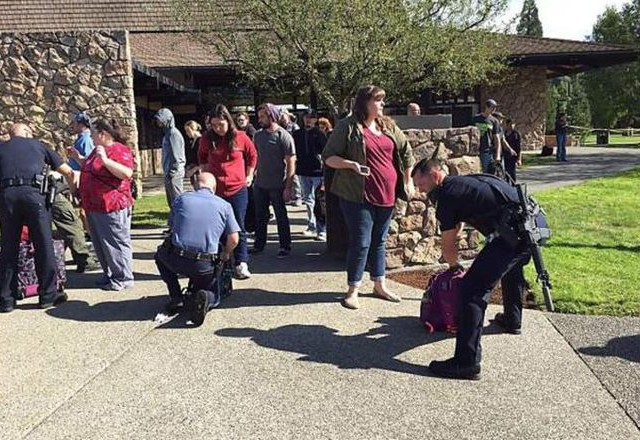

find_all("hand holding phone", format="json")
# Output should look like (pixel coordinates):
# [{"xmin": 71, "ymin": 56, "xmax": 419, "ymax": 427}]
[{"xmin": 357, "ymin": 164, "xmax": 371, "ymax": 176}]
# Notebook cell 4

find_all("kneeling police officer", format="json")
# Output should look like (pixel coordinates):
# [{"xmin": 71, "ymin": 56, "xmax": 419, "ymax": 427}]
[
  {"xmin": 412, "ymin": 158, "xmax": 533, "ymax": 380},
  {"xmin": 0, "ymin": 123, "xmax": 76, "ymax": 312},
  {"xmin": 155, "ymin": 172, "xmax": 240, "ymax": 326}
]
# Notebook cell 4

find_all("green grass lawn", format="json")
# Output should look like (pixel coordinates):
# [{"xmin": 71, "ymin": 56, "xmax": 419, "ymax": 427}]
[
  {"xmin": 521, "ymin": 154, "xmax": 556, "ymax": 168},
  {"xmin": 582, "ymin": 133, "xmax": 640, "ymax": 146},
  {"xmin": 132, "ymin": 194, "xmax": 169, "ymax": 228},
  {"xmin": 527, "ymin": 168, "xmax": 640, "ymax": 316}
]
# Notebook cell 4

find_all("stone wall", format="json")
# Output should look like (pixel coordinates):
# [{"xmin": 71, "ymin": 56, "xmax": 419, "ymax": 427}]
[
  {"xmin": 480, "ymin": 66, "xmax": 547, "ymax": 151},
  {"xmin": 0, "ymin": 31, "xmax": 138, "ymax": 159},
  {"xmin": 385, "ymin": 127, "xmax": 482, "ymax": 269}
]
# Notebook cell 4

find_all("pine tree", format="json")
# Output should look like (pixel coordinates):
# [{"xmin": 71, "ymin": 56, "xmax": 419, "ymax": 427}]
[{"xmin": 517, "ymin": 0, "xmax": 543, "ymax": 37}]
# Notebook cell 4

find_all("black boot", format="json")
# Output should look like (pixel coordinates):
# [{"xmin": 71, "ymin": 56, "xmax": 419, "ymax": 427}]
[
  {"xmin": 39, "ymin": 291, "xmax": 68, "ymax": 309},
  {"xmin": 428, "ymin": 358, "xmax": 481, "ymax": 380}
]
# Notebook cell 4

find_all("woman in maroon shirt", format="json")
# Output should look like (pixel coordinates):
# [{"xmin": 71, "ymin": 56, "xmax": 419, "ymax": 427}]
[
  {"xmin": 194, "ymin": 104, "xmax": 257, "ymax": 280},
  {"xmin": 323, "ymin": 86, "xmax": 414, "ymax": 309},
  {"xmin": 67, "ymin": 118, "xmax": 135, "ymax": 291}
]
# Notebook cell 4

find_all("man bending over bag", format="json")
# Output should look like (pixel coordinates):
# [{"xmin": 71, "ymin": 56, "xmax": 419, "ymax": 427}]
[
  {"xmin": 412, "ymin": 159, "xmax": 537, "ymax": 380},
  {"xmin": 155, "ymin": 172, "xmax": 239, "ymax": 326}
]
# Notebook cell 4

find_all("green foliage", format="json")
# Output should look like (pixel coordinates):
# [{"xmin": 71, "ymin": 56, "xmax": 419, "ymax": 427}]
[
  {"xmin": 527, "ymin": 168, "xmax": 640, "ymax": 316},
  {"xmin": 132, "ymin": 194, "xmax": 169, "ymax": 228},
  {"xmin": 173, "ymin": 0, "xmax": 509, "ymax": 114},
  {"xmin": 545, "ymin": 75, "xmax": 592, "ymax": 134},
  {"xmin": 516, "ymin": 0, "xmax": 543, "ymax": 37},
  {"xmin": 583, "ymin": 1, "xmax": 640, "ymax": 128}
]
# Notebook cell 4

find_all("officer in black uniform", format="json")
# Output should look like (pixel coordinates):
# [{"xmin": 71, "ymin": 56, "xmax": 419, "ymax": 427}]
[
  {"xmin": 0, "ymin": 123, "xmax": 76, "ymax": 313},
  {"xmin": 412, "ymin": 158, "xmax": 531, "ymax": 380}
]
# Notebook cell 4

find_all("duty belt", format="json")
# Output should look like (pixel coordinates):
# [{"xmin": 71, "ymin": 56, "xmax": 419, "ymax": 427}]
[
  {"xmin": 0, "ymin": 177, "xmax": 40, "ymax": 190},
  {"xmin": 164, "ymin": 241, "xmax": 218, "ymax": 262}
]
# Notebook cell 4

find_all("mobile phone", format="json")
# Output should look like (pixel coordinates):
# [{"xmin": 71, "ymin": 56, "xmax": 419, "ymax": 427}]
[{"xmin": 359, "ymin": 165, "xmax": 371, "ymax": 176}]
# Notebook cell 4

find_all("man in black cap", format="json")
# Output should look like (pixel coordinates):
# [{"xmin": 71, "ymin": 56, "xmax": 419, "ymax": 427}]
[
  {"xmin": 472, "ymin": 99, "xmax": 502, "ymax": 173},
  {"xmin": 0, "ymin": 123, "xmax": 76, "ymax": 312},
  {"xmin": 293, "ymin": 110, "xmax": 328, "ymax": 241}
]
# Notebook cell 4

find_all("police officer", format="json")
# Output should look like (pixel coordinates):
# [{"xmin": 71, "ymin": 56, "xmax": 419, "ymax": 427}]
[
  {"xmin": 154, "ymin": 172, "xmax": 240, "ymax": 326},
  {"xmin": 412, "ymin": 158, "xmax": 531, "ymax": 380},
  {"xmin": 0, "ymin": 123, "xmax": 76, "ymax": 313}
]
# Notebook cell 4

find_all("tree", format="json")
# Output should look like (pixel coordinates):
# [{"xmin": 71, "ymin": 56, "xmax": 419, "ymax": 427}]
[
  {"xmin": 583, "ymin": 1, "xmax": 640, "ymax": 128},
  {"xmin": 545, "ymin": 75, "xmax": 591, "ymax": 134},
  {"xmin": 174, "ymin": 0, "xmax": 509, "ymax": 114},
  {"xmin": 516, "ymin": 0, "xmax": 543, "ymax": 37}
]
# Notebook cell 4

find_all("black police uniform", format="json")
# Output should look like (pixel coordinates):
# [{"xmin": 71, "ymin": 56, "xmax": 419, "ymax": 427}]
[
  {"xmin": 434, "ymin": 175, "xmax": 530, "ymax": 368},
  {"xmin": 0, "ymin": 137, "xmax": 65, "ymax": 310}
]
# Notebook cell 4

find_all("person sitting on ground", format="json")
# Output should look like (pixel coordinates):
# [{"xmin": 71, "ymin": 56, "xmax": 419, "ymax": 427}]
[{"xmin": 155, "ymin": 172, "xmax": 240, "ymax": 326}]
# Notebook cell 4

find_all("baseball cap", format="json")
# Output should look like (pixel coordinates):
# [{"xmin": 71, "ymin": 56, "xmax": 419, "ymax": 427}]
[
  {"xmin": 74, "ymin": 112, "xmax": 91, "ymax": 127},
  {"xmin": 486, "ymin": 99, "xmax": 498, "ymax": 108}
]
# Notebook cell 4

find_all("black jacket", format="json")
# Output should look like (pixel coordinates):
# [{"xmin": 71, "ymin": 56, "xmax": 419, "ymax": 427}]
[{"xmin": 293, "ymin": 127, "xmax": 327, "ymax": 177}]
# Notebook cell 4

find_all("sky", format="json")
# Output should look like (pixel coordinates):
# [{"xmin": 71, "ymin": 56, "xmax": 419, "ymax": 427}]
[{"xmin": 506, "ymin": 0, "xmax": 629, "ymax": 41}]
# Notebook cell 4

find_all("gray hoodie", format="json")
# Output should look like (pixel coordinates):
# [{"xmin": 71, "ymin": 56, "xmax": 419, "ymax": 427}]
[{"xmin": 154, "ymin": 108, "xmax": 186, "ymax": 177}]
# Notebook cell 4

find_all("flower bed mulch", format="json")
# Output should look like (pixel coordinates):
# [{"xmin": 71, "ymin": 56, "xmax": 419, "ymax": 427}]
[{"xmin": 388, "ymin": 268, "xmax": 537, "ymax": 308}]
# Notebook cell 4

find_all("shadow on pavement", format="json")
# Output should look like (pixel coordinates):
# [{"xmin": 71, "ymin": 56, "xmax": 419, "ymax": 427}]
[
  {"xmin": 65, "ymin": 271, "xmax": 162, "ymax": 290},
  {"xmin": 249, "ymin": 241, "xmax": 344, "ymax": 274},
  {"xmin": 45, "ymin": 295, "xmax": 167, "ymax": 322},
  {"xmin": 215, "ymin": 316, "xmax": 447, "ymax": 376},
  {"xmin": 578, "ymin": 335, "xmax": 640, "ymax": 363}
]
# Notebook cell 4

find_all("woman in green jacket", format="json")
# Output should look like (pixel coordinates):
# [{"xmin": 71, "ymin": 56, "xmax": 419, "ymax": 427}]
[{"xmin": 323, "ymin": 85, "xmax": 415, "ymax": 309}]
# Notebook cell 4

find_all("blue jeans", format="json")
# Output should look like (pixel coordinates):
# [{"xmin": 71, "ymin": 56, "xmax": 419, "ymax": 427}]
[
  {"xmin": 300, "ymin": 176, "xmax": 325, "ymax": 233},
  {"xmin": 253, "ymin": 186, "xmax": 292, "ymax": 251},
  {"xmin": 556, "ymin": 134, "xmax": 567, "ymax": 161},
  {"xmin": 479, "ymin": 149, "xmax": 493, "ymax": 173},
  {"xmin": 339, "ymin": 198, "xmax": 394, "ymax": 287},
  {"xmin": 454, "ymin": 237, "xmax": 530, "ymax": 366},
  {"xmin": 224, "ymin": 187, "xmax": 249, "ymax": 264}
]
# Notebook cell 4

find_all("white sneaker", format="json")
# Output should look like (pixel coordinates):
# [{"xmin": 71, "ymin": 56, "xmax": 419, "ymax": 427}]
[
  {"xmin": 235, "ymin": 262, "xmax": 251, "ymax": 280},
  {"xmin": 316, "ymin": 232, "xmax": 327, "ymax": 242},
  {"xmin": 303, "ymin": 228, "xmax": 316, "ymax": 237}
]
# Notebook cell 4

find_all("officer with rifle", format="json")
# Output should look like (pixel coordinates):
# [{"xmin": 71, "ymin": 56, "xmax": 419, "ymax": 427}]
[
  {"xmin": 411, "ymin": 157, "xmax": 551, "ymax": 380},
  {"xmin": 0, "ymin": 123, "xmax": 76, "ymax": 313}
]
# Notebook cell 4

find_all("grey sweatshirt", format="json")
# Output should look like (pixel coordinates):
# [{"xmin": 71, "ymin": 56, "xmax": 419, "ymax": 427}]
[{"xmin": 154, "ymin": 108, "xmax": 186, "ymax": 177}]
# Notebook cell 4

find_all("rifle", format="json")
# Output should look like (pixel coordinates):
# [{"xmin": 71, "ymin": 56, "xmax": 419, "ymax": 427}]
[{"xmin": 515, "ymin": 183, "xmax": 554, "ymax": 312}]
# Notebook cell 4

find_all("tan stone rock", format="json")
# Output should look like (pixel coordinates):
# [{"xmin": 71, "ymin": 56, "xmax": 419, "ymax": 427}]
[
  {"xmin": 411, "ymin": 238, "xmax": 441, "ymax": 264},
  {"xmin": 447, "ymin": 156, "xmax": 481, "ymax": 176},
  {"xmin": 0, "ymin": 81, "xmax": 26, "ymax": 95},
  {"xmin": 385, "ymin": 248, "xmax": 405, "ymax": 269},
  {"xmin": 398, "ymin": 231, "xmax": 422, "ymax": 250},
  {"xmin": 467, "ymin": 230, "xmax": 480, "ymax": 249},
  {"xmin": 447, "ymin": 134, "xmax": 470, "ymax": 156},
  {"xmin": 386, "ymin": 233, "xmax": 398, "ymax": 249},
  {"xmin": 0, "ymin": 95, "xmax": 17, "ymax": 107},
  {"xmin": 398, "ymin": 214, "xmax": 423, "ymax": 233},
  {"xmin": 388, "ymin": 219, "xmax": 399, "ymax": 234},
  {"xmin": 422, "ymin": 207, "xmax": 437, "ymax": 236},
  {"xmin": 48, "ymin": 48, "xmax": 67, "ymax": 69},
  {"xmin": 53, "ymin": 69, "xmax": 75, "ymax": 86},
  {"xmin": 87, "ymin": 44, "xmax": 109, "ymax": 64},
  {"xmin": 104, "ymin": 60, "xmax": 128, "ymax": 77},
  {"xmin": 407, "ymin": 201, "xmax": 426, "ymax": 215},
  {"xmin": 394, "ymin": 199, "xmax": 407, "ymax": 217}
]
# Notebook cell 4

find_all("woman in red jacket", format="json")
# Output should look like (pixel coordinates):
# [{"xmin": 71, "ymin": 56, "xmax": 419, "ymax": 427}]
[{"xmin": 195, "ymin": 104, "xmax": 257, "ymax": 280}]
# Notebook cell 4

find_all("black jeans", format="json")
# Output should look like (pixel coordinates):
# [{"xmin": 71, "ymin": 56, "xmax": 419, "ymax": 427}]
[
  {"xmin": 253, "ymin": 186, "xmax": 291, "ymax": 251},
  {"xmin": 454, "ymin": 236, "xmax": 531, "ymax": 366},
  {"xmin": 0, "ymin": 187, "xmax": 58, "ymax": 306},
  {"xmin": 154, "ymin": 245, "xmax": 219, "ymax": 306}
]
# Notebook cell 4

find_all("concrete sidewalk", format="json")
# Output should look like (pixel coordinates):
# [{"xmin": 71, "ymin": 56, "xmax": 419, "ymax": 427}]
[
  {"xmin": 1, "ymin": 207, "xmax": 639, "ymax": 439},
  {"xmin": 520, "ymin": 146, "xmax": 640, "ymax": 193}
]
